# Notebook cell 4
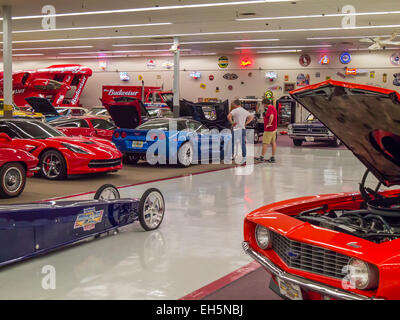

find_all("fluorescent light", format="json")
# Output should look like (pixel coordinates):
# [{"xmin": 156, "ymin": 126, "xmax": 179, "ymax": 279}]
[
  {"xmin": 12, "ymin": 45, "xmax": 94, "ymax": 51},
  {"xmin": 11, "ymin": 24, "xmax": 400, "ymax": 44},
  {"xmin": 112, "ymin": 39, "xmax": 280, "ymax": 47},
  {"xmin": 49, "ymin": 52, "xmax": 217, "ymax": 59},
  {"xmin": 307, "ymin": 35, "xmax": 393, "ymax": 40},
  {"xmin": 237, "ymin": 10, "xmax": 400, "ymax": 21},
  {"xmin": 8, "ymin": 1, "xmax": 295, "ymax": 20},
  {"xmin": 58, "ymin": 49, "xmax": 192, "ymax": 55},
  {"xmin": 235, "ymin": 44, "xmax": 332, "ymax": 49},
  {"xmin": 12, "ymin": 22, "xmax": 172, "ymax": 34},
  {"xmin": 257, "ymin": 49, "xmax": 302, "ymax": 53},
  {"xmin": 12, "ymin": 53, "xmax": 44, "ymax": 56}
]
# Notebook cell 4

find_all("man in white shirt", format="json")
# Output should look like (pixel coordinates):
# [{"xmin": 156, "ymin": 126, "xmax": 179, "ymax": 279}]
[{"xmin": 227, "ymin": 100, "xmax": 254, "ymax": 162}]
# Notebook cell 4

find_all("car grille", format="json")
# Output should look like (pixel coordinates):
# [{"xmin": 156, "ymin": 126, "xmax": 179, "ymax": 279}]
[
  {"xmin": 292, "ymin": 127, "xmax": 328, "ymax": 134},
  {"xmin": 88, "ymin": 158, "xmax": 122, "ymax": 169},
  {"xmin": 272, "ymin": 232, "xmax": 350, "ymax": 279}
]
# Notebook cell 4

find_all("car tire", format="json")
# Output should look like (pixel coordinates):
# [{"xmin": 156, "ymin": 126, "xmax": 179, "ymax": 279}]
[
  {"xmin": 331, "ymin": 138, "xmax": 341, "ymax": 148},
  {"xmin": 177, "ymin": 141, "xmax": 194, "ymax": 167},
  {"xmin": 293, "ymin": 139, "xmax": 303, "ymax": 146},
  {"xmin": 138, "ymin": 188, "xmax": 165, "ymax": 231},
  {"xmin": 39, "ymin": 150, "xmax": 67, "ymax": 180},
  {"xmin": 0, "ymin": 162, "xmax": 26, "ymax": 198},
  {"xmin": 94, "ymin": 184, "xmax": 120, "ymax": 200},
  {"xmin": 123, "ymin": 153, "xmax": 140, "ymax": 164}
]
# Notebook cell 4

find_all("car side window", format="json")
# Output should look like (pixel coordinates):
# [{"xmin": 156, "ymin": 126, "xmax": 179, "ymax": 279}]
[
  {"xmin": 54, "ymin": 119, "xmax": 89, "ymax": 128},
  {"xmin": 187, "ymin": 121, "xmax": 203, "ymax": 132},
  {"xmin": 90, "ymin": 119, "xmax": 115, "ymax": 130},
  {"xmin": 0, "ymin": 123, "xmax": 19, "ymax": 138}
]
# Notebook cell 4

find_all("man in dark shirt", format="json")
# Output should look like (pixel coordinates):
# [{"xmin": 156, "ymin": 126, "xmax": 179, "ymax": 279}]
[{"xmin": 256, "ymin": 99, "xmax": 278, "ymax": 163}]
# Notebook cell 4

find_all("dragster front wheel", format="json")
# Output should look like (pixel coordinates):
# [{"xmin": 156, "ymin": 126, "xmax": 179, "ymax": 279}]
[
  {"xmin": 94, "ymin": 184, "xmax": 120, "ymax": 200},
  {"xmin": 138, "ymin": 188, "xmax": 165, "ymax": 231}
]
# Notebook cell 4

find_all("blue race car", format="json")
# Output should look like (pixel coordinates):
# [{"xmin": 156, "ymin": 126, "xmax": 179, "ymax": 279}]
[
  {"xmin": 112, "ymin": 118, "xmax": 232, "ymax": 167},
  {"xmin": 0, "ymin": 184, "xmax": 164, "ymax": 267}
]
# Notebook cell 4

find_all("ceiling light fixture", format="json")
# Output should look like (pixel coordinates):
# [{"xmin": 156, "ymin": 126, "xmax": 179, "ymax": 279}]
[
  {"xmin": 12, "ymin": 45, "xmax": 94, "ymax": 51},
  {"xmin": 11, "ymin": 24, "xmax": 400, "ymax": 44},
  {"xmin": 236, "ymin": 10, "xmax": 400, "ymax": 21},
  {"xmin": 7, "ymin": 1, "xmax": 295, "ymax": 20},
  {"xmin": 307, "ymin": 35, "xmax": 393, "ymax": 40},
  {"xmin": 12, "ymin": 53, "xmax": 45, "ymax": 56},
  {"xmin": 58, "ymin": 49, "xmax": 192, "ymax": 55},
  {"xmin": 11, "ymin": 22, "xmax": 172, "ymax": 34},
  {"xmin": 235, "ymin": 44, "xmax": 332, "ymax": 49},
  {"xmin": 112, "ymin": 38, "xmax": 280, "ymax": 47},
  {"xmin": 256, "ymin": 49, "xmax": 302, "ymax": 53}
]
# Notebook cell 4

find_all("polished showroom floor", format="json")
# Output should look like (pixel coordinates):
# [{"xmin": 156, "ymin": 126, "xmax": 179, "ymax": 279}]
[{"xmin": 0, "ymin": 146, "xmax": 378, "ymax": 299}]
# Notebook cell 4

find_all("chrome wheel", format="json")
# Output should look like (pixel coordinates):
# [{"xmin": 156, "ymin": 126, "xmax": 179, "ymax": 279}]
[
  {"xmin": 178, "ymin": 142, "xmax": 194, "ymax": 167},
  {"xmin": 41, "ymin": 152, "xmax": 63, "ymax": 179},
  {"xmin": 139, "ymin": 188, "xmax": 165, "ymax": 231},
  {"xmin": 94, "ymin": 184, "xmax": 120, "ymax": 200},
  {"xmin": 4, "ymin": 167, "xmax": 22, "ymax": 193}
]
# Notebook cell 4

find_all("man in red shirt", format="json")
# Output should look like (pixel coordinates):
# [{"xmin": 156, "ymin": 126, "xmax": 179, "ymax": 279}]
[{"xmin": 256, "ymin": 99, "xmax": 278, "ymax": 163}]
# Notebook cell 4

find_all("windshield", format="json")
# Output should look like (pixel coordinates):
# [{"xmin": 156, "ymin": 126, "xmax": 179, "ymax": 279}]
[
  {"xmin": 8, "ymin": 120, "xmax": 65, "ymax": 139},
  {"xmin": 161, "ymin": 93, "xmax": 173, "ymax": 103},
  {"xmin": 137, "ymin": 119, "xmax": 186, "ymax": 131}
]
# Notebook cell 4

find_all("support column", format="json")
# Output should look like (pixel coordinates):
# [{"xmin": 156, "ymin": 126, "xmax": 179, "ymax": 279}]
[
  {"xmin": 2, "ymin": 5, "xmax": 13, "ymax": 119},
  {"xmin": 172, "ymin": 37, "xmax": 180, "ymax": 118}
]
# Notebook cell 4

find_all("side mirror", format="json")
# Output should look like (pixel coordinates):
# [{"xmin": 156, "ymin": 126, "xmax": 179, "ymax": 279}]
[{"xmin": 0, "ymin": 132, "xmax": 12, "ymax": 142}]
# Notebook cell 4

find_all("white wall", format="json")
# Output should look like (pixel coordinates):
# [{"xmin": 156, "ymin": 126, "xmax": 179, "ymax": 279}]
[{"xmin": 8, "ymin": 50, "xmax": 400, "ymax": 110}]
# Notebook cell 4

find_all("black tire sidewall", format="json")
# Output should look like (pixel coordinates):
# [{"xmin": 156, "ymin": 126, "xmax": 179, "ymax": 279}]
[
  {"xmin": 0, "ymin": 162, "xmax": 26, "ymax": 198},
  {"xmin": 138, "ymin": 188, "xmax": 165, "ymax": 231}
]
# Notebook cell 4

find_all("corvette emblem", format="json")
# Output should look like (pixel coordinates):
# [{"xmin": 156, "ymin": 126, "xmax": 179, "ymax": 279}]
[
  {"xmin": 287, "ymin": 250, "xmax": 300, "ymax": 259},
  {"xmin": 74, "ymin": 207, "xmax": 104, "ymax": 231}
]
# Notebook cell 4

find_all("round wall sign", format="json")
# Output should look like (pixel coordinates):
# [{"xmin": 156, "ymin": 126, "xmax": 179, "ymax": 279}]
[
  {"xmin": 391, "ymin": 52, "xmax": 400, "ymax": 65},
  {"xmin": 340, "ymin": 52, "xmax": 352, "ymax": 64},
  {"xmin": 299, "ymin": 54, "xmax": 311, "ymax": 67},
  {"xmin": 218, "ymin": 56, "xmax": 229, "ymax": 68},
  {"xmin": 228, "ymin": 85, "xmax": 233, "ymax": 91},
  {"xmin": 209, "ymin": 75, "xmax": 214, "ymax": 81}
]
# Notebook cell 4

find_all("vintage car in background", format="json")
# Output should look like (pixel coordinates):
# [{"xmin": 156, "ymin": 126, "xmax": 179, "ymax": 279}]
[
  {"xmin": 113, "ymin": 118, "xmax": 231, "ymax": 166},
  {"xmin": 243, "ymin": 80, "xmax": 400, "ymax": 300},
  {"xmin": 0, "ymin": 184, "xmax": 165, "ymax": 267},
  {"xmin": 49, "ymin": 116, "xmax": 116, "ymax": 141},
  {"xmin": 0, "ymin": 99, "xmax": 43, "ymax": 120},
  {"xmin": 0, "ymin": 142, "xmax": 39, "ymax": 198},
  {"xmin": 288, "ymin": 113, "xmax": 341, "ymax": 147},
  {"xmin": 146, "ymin": 106, "xmax": 173, "ymax": 119},
  {"xmin": 25, "ymin": 96, "xmax": 65, "ymax": 122},
  {"xmin": 86, "ymin": 106, "xmax": 112, "ymax": 121},
  {"xmin": 0, "ymin": 119, "xmax": 122, "ymax": 180}
]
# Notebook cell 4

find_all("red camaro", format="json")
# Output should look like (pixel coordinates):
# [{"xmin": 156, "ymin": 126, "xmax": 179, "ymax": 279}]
[
  {"xmin": 0, "ymin": 119, "xmax": 122, "ymax": 180},
  {"xmin": 0, "ymin": 140, "xmax": 39, "ymax": 198},
  {"xmin": 49, "ymin": 116, "xmax": 116, "ymax": 141},
  {"xmin": 243, "ymin": 80, "xmax": 400, "ymax": 300}
]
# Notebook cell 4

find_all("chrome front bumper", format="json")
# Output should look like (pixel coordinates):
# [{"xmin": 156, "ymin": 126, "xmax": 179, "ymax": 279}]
[{"xmin": 242, "ymin": 241, "xmax": 378, "ymax": 300}]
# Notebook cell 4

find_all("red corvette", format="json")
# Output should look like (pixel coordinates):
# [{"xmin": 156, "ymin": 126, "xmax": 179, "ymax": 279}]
[
  {"xmin": 0, "ymin": 119, "xmax": 122, "ymax": 180},
  {"xmin": 49, "ymin": 116, "xmax": 116, "ymax": 141},
  {"xmin": 0, "ymin": 140, "xmax": 39, "ymax": 198},
  {"xmin": 243, "ymin": 80, "xmax": 400, "ymax": 300}
]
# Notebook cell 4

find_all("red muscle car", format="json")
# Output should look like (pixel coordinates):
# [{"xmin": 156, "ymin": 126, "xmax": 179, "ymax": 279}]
[
  {"xmin": 243, "ymin": 80, "xmax": 400, "ymax": 300},
  {"xmin": 0, "ymin": 139, "xmax": 39, "ymax": 198},
  {"xmin": 49, "ymin": 116, "xmax": 116, "ymax": 141},
  {"xmin": 0, "ymin": 119, "xmax": 122, "ymax": 180}
]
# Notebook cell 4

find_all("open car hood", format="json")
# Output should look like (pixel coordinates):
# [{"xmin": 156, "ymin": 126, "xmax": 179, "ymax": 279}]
[
  {"xmin": 290, "ymin": 80, "xmax": 400, "ymax": 187},
  {"xmin": 25, "ymin": 97, "xmax": 59, "ymax": 116},
  {"xmin": 102, "ymin": 98, "xmax": 148, "ymax": 129}
]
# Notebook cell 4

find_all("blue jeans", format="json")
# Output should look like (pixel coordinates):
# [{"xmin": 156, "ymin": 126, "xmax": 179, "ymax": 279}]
[{"xmin": 232, "ymin": 129, "xmax": 247, "ymax": 158}]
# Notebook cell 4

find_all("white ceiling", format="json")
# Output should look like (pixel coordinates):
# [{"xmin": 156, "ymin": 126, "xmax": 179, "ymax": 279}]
[{"xmin": 1, "ymin": 0, "xmax": 400, "ymax": 59}]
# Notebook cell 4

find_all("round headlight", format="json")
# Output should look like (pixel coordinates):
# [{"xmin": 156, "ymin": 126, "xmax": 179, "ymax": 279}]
[
  {"xmin": 347, "ymin": 259, "xmax": 378, "ymax": 290},
  {"xmin": 255, "ymin": 225, "xmax": 272, "ymax": 250}
]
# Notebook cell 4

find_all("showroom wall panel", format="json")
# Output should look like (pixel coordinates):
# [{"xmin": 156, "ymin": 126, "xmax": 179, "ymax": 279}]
[{"xmin": 6, "ymin": 50, "xmax": 400, "ymax": 108}]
